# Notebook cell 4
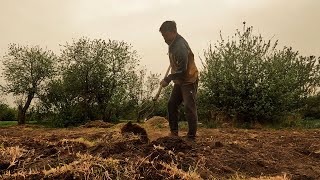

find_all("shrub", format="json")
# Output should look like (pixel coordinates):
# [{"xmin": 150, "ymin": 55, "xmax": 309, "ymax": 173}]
[
  {"xmin": 303, "ymin": 93, "xmax": 320, "ymax": 119},
  {"xmin": 0, "ymin": 103, "xmax": 16, "ymax": 121},
  {"xmin": 200, "ymin": 23, "xmax": 320, "ymax": 124}
]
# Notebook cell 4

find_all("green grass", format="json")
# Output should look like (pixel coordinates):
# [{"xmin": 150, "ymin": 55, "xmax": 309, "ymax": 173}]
[
  {"xmin": 299, "ymin": 119, "xmax": 320, "ymax": 129},
  {"xmin": 0, "ymin": 121, "xmax": 18, "ymax": 127},
  {"xmin": 178, "ymin": 121, "xmax": 207, "ymax": 130},
  {"xmin": 264, "ymin": 119, "xmax": 320, "ymax": 129},
  {"xmin": 0, "ymin": 121, "xmax": 39, "ymax": 127}
]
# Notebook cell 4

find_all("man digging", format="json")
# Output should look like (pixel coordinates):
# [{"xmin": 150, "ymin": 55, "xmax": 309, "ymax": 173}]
[{"xmin": 159, "ymin": 21, "xmax": 199, "ymax": 140}]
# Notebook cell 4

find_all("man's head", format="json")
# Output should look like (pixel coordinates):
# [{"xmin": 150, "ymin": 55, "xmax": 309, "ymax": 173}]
[{"xmin": 159, "ymin": 21, "xmax": 177, "ymax": 45}]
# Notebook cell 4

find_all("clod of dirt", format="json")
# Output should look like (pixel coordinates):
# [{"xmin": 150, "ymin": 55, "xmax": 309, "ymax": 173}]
[
  {"xmin": 214, "ymin": 141, "xmax": 224, "ymax": 148},
  {"xmin": 150, "ymin": 136, "xmax": 192, "ymax": 152},
  {"xmin": 82, "ymin": 120, "xmax": 113, "ymax": 128},
  {"xmin": 92, "ymin": 139, "xmax": 143, "ymax": 159},
  {"xmin": 150, "ymin": 148, "xmax": 176, "ymax": 163},
  {"xmin": 144, "ymin": 116, "xmax": 168, "ymax": 127},
  {"xmin": 121, "ymin": 121, "xmax": 149, "ymax": 143},
  {"xmin": 295, "ymin": 148, "xmax": 320, "ymax": 159},
  {"xmin": 57, "ymin": 141, "xmax": 88, "ymax": 154},
  {"xmin": 42, "ymin": 145, "xmax": 59, "ymax": 157},
  {"xmin": 0, "ymin": 161, "xmax": 10, "ymax": 170}
]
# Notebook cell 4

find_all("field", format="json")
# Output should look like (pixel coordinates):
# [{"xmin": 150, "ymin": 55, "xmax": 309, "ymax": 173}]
[{"xmin": 0, "ymin": 116, "xmax": 320, "ymax": 179}]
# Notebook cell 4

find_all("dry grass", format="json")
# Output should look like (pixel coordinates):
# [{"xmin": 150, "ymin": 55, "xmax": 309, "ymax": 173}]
[
  {"xmin": 249, "ymin": 175, "xmax": 289, "ymax": 180},
  {"xmin": 0, "ymin": 138, "xmax": 293, "ymax": 180},
  {"xmin": 143, "ymin": 116, "xmax": 170, "ymax": 140},
  {"xmin": 144, "ymin": 116, "xmax": 169, "ymax": 128},
  {"xmin": 43, "ymin": 153, "xmax": 121, "ymax": 179},
  {"xmin": 229, "ymin": 173, "xmax": 290, "ymax": 180},
  {"xmin": 0, "ymin": 146, "xmax": 26, "ymax": 169},
  {"xmin": 82, "ymin": 120, "xmax": 113, "ymax": 128},
  {"xmin": 160, "ymin": 161, "xmax": 202, "ymax": 180},
  {"xmin": 61, "ymin": 137, "xmax": 97, "ymax": 147}
]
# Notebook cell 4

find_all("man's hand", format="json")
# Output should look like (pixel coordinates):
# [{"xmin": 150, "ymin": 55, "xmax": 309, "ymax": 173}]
[{"xmin": 160, "ymin": 79, "xmax": 169, "ymax": 87}]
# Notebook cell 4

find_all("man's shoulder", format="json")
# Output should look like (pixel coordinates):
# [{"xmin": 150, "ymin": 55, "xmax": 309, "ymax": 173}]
[
  {"xmin": 174, "ymin": 35, "xmax": 189, "ymax": 49},
  {"xmin": 176, "ymin": 35, "xmax": 188, "ymax": 44}
]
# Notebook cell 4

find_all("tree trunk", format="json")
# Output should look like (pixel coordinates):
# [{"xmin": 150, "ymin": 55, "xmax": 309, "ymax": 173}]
[
  {"xmin": 97, "ymin": 95, "xmax": 110, "ymax": 122},
  {"xmin": 17, "ymin": 105, "xmax": 25, "ymax": 124},
  {"xmin": 17, "ymin": 93, "xmax": 34, "ymax": 125}
]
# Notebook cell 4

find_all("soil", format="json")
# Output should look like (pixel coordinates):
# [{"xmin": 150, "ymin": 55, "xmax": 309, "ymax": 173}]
[
  {"xmin": 0, "ymin": 117, "xmax": 320, "ymax": 179},
  {"xmin": 82, "ymin": 120, "xmax": 114, "ymax": 128}
]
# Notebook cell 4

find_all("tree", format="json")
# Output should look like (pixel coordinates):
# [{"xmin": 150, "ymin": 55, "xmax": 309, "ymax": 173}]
[
  {"xmin": 1, "ymin": 44, "xmax": 56, "ymax": 124},
  {"xmin": 200, "ymin": 23, "xmax": 320, "ymax": 124},
  {"xmin": 40, "ymin": 38, "xmax": 142, "ymax": 126}
]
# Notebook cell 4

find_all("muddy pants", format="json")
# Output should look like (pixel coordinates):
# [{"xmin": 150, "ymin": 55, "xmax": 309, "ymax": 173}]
[{"xmin": 168, "ymin": 80, "xmax": 198, "ymax": 137}]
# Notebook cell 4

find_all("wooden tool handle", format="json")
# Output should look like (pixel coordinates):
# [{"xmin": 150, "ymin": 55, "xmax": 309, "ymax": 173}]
[{"xmin": 153, "ymin": 65, "xmax": 171, "ymax": 101}]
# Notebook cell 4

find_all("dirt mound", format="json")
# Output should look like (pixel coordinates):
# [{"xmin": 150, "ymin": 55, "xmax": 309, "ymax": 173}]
[
  {"xmin": 82, "ymin": 120, "xmax": 113, "ymax": 128},
  {"xmin": 150, "ymin": 136, "xmax": 192, "ymax": 152},
  {"xmin": 121, "ymin": 121, "xmax": 149, "ymax": 143},
  {"xmin": 91, "ymin": 139, "xmax": 144, "ymax": 159},
  {"xmin": 142, "ymin": 136, "xmax": 193, "ymax": 165},
  {"xmin": 144, "ymin": 116, "xmax": 168, "ymax": 127}
]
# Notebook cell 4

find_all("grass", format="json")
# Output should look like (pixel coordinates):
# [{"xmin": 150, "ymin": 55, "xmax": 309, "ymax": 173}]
[
  {"xmin": 228, "ymin": 173, "xmax": 289, "ymax": 180},
  {"xmin": 61, "ymin": 137, "xmax": 97, "ymax": 147},
  {"xmin": 0, "ymin": 121, "xmax": 18, "ymax": 127},
  {"xmin": 178, "ymin": 121, "xmax": 206, "ymax": 130},
  {"xmin": 162, "ymin": 119, "xmax": 316, "ymax": 129},
  {"xmin": 0, "ymin": 121, "xmax": 43, "ymax": 127},
  {"xmin": 264, "ymin": 118, "xmax": 320, "ymax": 129},
  {"xmin": 0, "ymin": 146, "xmax": 26, "ymax": 169},
  {"xmin": 299, "ymin": 119, "xmax": 320, "ymax": 129}
]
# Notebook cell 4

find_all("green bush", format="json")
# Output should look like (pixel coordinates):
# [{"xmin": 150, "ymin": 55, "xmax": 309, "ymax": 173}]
[
  {"xmin": 303, "ymin": 93, "xmax": 320, "ymax": 119},
  {"xmin": 37, "ymin": 38, "xmax": 143, "ymax": 127},
  {"xmin": 0, "ymin": 103, "xmax": 16, "ymax": 121},
  {"xmin": 153, "ymin": 85, "xmax": 173, "ymax": 118},
  {"xmin": 200, "ymin": 23, "xmax": 320, "ymax": 125}
]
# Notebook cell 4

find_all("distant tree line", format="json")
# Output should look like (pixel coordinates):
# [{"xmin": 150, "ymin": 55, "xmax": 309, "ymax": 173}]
[{"xmin": 1, "ymin": 24, "xmax": 320, "ymax": 127}]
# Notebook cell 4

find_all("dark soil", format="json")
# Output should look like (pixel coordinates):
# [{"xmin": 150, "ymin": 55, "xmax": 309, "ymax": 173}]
[
  {"xmin": 121, "ymin": 121, "xmax": 149, "ymax": 143},
  {"xmin": 0, "ymin": 123, "xmax": 320, "ymax": 179}
]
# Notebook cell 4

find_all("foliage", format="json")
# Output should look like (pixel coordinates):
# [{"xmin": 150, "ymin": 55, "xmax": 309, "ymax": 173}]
[
  {"xmin": 200, "ymin": 23, "xmax": 320, "ymax": 124},
  {"xmin": 0, "ymin": 103, "xmax": 16, "ymax": 121},
  {"xmin": 38, "ymin": 38, "xmax": 160, "ymax": 127},
  {"xmin": 302, "ymin": 92, "xmax": 320, "ymax": 119},
  {"xmin": 153, "ymin": 84, "xmax": 173, "ymax": 118},
  {"xmin": 3, "ymin": 25, "xmax": 320, "ymax": 128},
  {"xmin": 1, "ymin": 44, "xmax": 56, "ymax": 124},
  {"xmin": 125, "ymin": 68, "xmax": 160, "ymax": 121}
]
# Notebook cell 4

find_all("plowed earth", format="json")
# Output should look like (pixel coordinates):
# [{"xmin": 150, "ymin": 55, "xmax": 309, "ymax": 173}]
[{"xmin": 0, "ymin": 117, "xmax": 319, "ymax": 179}]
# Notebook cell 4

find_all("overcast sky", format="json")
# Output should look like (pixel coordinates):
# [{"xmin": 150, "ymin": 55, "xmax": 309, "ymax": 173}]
[{"xmin": 1, "ymin": 0, "xmax": 320, "ymax": 104}]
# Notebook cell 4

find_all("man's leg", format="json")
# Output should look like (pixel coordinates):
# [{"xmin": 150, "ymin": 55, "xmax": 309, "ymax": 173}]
[
  {"xmin": 182, "ymin": 81, "xmax": 198, "ymax": 138},
  {"xmin": 168, "ymin": 84, "xmax": 182, "ymax": 135}
]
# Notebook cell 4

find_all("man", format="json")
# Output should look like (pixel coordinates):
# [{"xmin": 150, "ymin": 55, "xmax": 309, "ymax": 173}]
[{"xmin": 159, "ymin": 21, "xmax": 199, "ymax": 140}]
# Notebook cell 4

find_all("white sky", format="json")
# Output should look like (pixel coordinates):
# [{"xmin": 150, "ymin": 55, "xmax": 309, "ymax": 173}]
[{"xmin": 1, "ymin": 0, "xmax": 320, "ymax": 105}]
